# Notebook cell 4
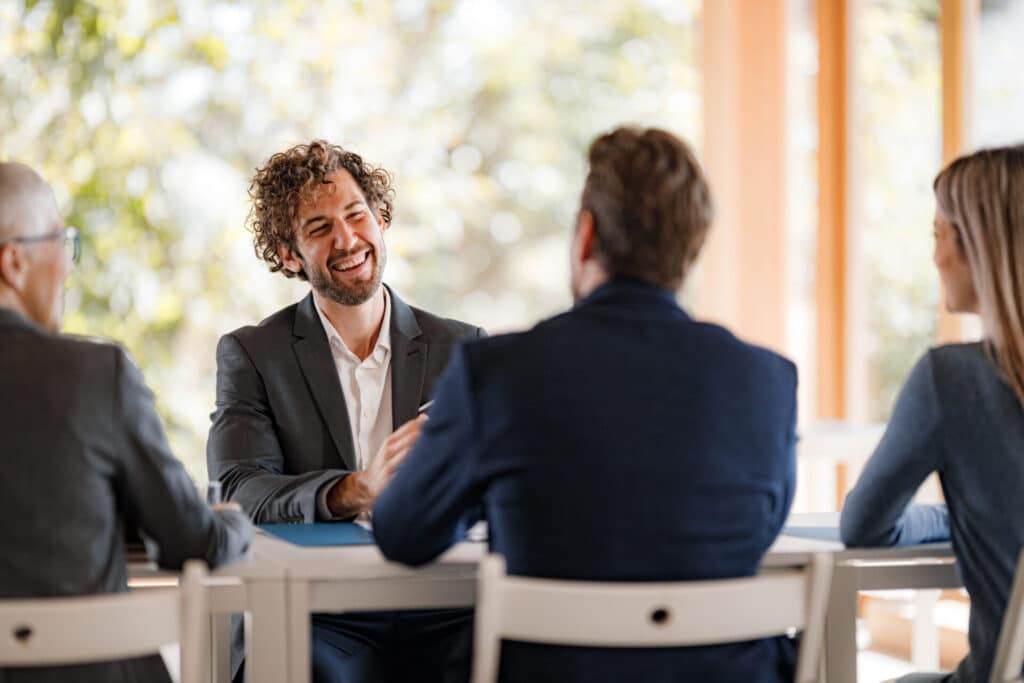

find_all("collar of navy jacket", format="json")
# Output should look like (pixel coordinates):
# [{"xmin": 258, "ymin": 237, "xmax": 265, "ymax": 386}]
[{"xmin": 574, "ymin": 275, "xmax": 691, "ymax": 321}]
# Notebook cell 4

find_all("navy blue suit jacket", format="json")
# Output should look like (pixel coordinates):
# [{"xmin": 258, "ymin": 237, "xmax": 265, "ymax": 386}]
[{"xmin": 374, "ymin": 278, "xmax": 798, "ymax": 682}]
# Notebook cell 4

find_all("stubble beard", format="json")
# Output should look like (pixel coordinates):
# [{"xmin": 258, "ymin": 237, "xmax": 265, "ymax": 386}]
[{"xmin": 307, "ymin": 246, "xmax": 387, "ymax": 306}]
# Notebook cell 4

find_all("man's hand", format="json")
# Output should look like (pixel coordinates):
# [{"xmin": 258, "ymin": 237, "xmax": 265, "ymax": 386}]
[{"xmin": 325, "ymin": 414, "xmax": 427, "ymax": 518}]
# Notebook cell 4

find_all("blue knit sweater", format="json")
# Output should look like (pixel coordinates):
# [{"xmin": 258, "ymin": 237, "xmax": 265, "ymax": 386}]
[{"xmin": 841, "ymin": 342, "xmax": 1024, "ymax": 682}]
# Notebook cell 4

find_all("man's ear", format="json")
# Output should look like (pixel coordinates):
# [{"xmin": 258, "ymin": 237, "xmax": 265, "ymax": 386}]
[
  {"xmin": 0, "ymin": 244, "xmax": 29, "ymax": 291},
  {"xmin": 277, "ymin": 242, "xmax": 304, "ymax": 276},
  {"xmin": 377, "ymin": 207, "xmax": 391, "ymax": 232}
]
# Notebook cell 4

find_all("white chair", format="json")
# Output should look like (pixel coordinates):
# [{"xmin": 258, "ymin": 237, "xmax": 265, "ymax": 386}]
[
  {"xmin": 989, "ymin": 548, "xmax": 1024, "ymax": 682},
  {"xmin": 0, "ymin": 559, "xmax": 208, "ymax": 683},
  {"xmin": 472, "ymin": 552, "xmax": 833, "ymax": 683}
]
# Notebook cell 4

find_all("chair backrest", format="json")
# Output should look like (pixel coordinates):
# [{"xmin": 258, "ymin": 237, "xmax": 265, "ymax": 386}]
[
  {"xmin": 0, "ymin": 560, "xmax": 207, "ymax": 683},
  {"xmin": 472, "ymin": 552, "xmax": 833, "ymax": 683},
  {"xmin": 989, "ymin": 547, "xmax": 1024, "ymax": 683}
]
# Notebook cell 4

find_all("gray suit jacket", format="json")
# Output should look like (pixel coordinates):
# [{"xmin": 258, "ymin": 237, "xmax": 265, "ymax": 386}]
[
  {"xmin": 206, "ymin": 287, "xmax": 483, "ymax": 681},
  {"xmin": 0, "ymin": 308, "xmax": 253, "ymax": 683},
  {"xmin": 207, "ymin": 286, "xmax": 485, "ymax": 523}
]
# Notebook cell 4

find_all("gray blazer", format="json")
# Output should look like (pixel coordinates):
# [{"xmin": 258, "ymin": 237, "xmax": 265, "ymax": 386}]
[
  {"xmin": 207, "ymin": 286, "xmax": 485, "ymax": 523},
  {"xmin": 0, "ymin": 308, "xmax": 253, "ymax": 683}
]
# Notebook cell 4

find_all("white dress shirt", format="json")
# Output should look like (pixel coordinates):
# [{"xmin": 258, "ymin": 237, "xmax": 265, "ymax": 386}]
[{"xmin": 314, "ymin": 290, "xmax": 393, "ymax": 520}]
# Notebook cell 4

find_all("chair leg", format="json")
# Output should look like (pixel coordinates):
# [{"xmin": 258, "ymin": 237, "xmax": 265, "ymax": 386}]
[{"xmin": 210, "ymin": 613, "xmax": 232, "ymax": 683}]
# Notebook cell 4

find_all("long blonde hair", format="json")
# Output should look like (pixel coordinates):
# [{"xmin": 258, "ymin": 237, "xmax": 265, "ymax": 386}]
[{"xmin": 934, "ymin": 145, "xmax": 1024, "ymax": 405}]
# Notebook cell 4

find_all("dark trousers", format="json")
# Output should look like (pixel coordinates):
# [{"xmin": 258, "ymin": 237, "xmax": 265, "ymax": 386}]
[
  {"xmin": 0, "ymin": 655, "xmax": 171, "ymax": 683},
  {"xmin": 234, "ymin": 609, "xmax": 472, "ymax": 683}
]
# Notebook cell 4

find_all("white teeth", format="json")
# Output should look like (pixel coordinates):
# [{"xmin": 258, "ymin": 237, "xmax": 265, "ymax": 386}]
[{"xmin": 332, "ymin": 252, "xmax": 369, "ymax": 272}]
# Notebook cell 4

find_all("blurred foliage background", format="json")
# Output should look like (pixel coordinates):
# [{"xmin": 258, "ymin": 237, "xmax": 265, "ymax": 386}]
[
  {"xmin": 3, "ymin": 0, "xmax": 1022, "ymax": 477},
  {"xmin": 855, "ymin": 0, "xmax": 943, "ymax": 421},
  {"xmin": 1, "ymin": 0, "xmax": 701, "ymax": 479},
  {"xmin": 852, "ymin": 0, "xmax": 1023, "ymax": 420}
]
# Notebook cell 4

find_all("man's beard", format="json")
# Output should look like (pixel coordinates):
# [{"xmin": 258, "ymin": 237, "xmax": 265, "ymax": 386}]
[{"xmin": 306, "ymin": 245, "xmax": 387, "ymax": 306}]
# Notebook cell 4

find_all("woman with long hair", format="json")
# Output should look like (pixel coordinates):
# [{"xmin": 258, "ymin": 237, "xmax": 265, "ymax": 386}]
[{"xmin": 841, "ymin": 145, "xmax": 1024, "ymax": 682}]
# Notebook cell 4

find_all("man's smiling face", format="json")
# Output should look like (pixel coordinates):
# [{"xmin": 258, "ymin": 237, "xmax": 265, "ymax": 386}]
[{"xmin": 284, "ymin": 168, "xmax": 388, "ymax": 306}]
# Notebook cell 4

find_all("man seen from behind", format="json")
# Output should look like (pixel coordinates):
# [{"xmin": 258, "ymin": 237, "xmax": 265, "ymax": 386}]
[{"xmin": 374, "ymin": 127, "xmax": 799, "ymax": 683}]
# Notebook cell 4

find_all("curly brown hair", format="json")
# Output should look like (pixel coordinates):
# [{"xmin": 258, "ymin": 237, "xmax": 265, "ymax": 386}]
[
  {"xmin": 581, "ymin": 127, "xmax": 713, "ymax": 290},
  {"xmin": 248, "ymin": 140, "xmax": 395, "ymax": 280}
]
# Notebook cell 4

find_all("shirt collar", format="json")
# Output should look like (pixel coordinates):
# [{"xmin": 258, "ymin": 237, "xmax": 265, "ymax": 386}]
[{"xmin": 315, "ymin": 287, "xmax": 392, "ymax": 365}]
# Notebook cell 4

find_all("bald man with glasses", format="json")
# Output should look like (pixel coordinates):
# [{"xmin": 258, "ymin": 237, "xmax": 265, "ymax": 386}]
[
  {"xmin": 0, "ymin": 162, "xmax": 253, "ymax": 683},
  {"xmin": 0, "ymin": 163, "xmax": 79, "ymax": 332}
]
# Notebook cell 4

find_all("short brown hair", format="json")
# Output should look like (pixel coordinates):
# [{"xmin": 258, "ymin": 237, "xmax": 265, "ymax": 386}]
[
  {"xmin": 248, "ymin": 140, "xmax": 395, "ymax": 280},
  {"xmin": 580, "ymin": 127, "xmax": 713, "ymax": 290}
]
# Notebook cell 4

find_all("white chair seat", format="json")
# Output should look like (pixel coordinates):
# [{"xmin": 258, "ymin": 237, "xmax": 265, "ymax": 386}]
[
  {"xmin": 0, "ymin": 560, "xmax": 207, "ymax": 683},
  {"xmin": 472, "ymin": 553, "xmax": 833, "ymax": 683}
]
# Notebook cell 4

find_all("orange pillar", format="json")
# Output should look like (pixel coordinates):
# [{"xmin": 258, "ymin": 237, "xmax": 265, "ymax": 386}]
[
  {"xmin": 699, "ymin": 0, "xmax": 788, "ymax": 354},
  {"xmin": 937, "ymin": 0, "xmax": 978, "ymax": 343},
  {"xmin": 816, "ymin": 0, "xmax": 850, "ymax": 424},
  {"xmin": 816, "ymin": 0, "xmax": 852, "ymax": 507}
]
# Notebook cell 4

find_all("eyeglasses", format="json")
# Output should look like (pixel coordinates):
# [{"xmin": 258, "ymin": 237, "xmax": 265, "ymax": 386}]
[{"xmin": 0, "ymin": 226, "xmax": 80, "ymax": 264}]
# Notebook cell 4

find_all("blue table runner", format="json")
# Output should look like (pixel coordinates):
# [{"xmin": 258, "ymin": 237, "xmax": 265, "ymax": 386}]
[
  {"xmin": 258, "ymin": 522, "xmax": 376, "ymax": 547},
  {"xmin": 780, "ymin": 525, "xmax": 841, "ymax": 542}
]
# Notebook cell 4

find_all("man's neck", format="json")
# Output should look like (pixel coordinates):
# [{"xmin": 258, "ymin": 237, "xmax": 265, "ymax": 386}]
[
  {"xmin": 572, "ymin": 264, "xmax": 610, "ymax": 303},
  {"xmin": 314, "ymin": 287, "xmax": 386, "ymax": 361}
]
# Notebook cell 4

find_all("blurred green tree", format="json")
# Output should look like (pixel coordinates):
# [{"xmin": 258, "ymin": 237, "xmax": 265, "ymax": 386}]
[
  {"xmin": 856, "ymin": 0, "xmax": 943, "ymax": 420},
  {"xmin": 1, "ymin": 0, "xmax": 701, "ymax": 478}
]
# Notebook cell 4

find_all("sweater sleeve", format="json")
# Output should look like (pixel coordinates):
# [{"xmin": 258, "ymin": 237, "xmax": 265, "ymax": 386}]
[{"xmin": 840, "ymin": 351, "xmax": 951, "ymax": 547}]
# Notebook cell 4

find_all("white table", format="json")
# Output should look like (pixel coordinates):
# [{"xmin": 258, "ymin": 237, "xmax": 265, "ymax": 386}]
[
  {"xmin": 216, "ymin": 516, "xmax": 960, "ymax": 683},
  {"xmin": 250, "ymin": 533, "xmax": 481, "ymax": 683},
  {"xmin": 824, "ymin": 544, "xmax": 959, "ymax": 682},
  {"xmin": 775, "ymin": 513, "xmax": 960, "ymax": 683},
  {"xmin": 130, "ymin": 543, "xmax": 290, "ymax": 683}
]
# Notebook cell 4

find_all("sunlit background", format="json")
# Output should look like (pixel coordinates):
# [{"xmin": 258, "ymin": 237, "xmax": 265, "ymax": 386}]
[
  {"xmin": 2, "ymin": 0, "xmax": 703, "ymax": 479},
  {"xmin": 3, "ymin": 0, "xmax": 1024, "ymax": 676}
]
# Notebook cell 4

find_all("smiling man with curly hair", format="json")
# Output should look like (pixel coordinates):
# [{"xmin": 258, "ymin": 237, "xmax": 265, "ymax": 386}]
[
  {"xmin": 249, "ymin": 142, "xmax": 394, "ymax": 299},
  {"xmin": 207, "ymin": 140, "xmax": 484, "ymax": 683}
]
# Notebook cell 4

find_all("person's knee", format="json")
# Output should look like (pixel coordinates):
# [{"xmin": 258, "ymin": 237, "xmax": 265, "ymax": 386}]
[
  {"xmin": 311, "ymin": 627, "xmax": 384, "ymax": 683},
  {"xmin": 893, "ymin": 674, "xmax": 951, "ymax": 683},
  {"xmin": 310, "ymin": 641, "xmax": 347, "ymax": 683}
]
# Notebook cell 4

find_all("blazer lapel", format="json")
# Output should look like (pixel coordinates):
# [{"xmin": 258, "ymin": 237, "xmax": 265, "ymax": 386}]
[
  {"xmin": 388, "ymin": 287, "xmax": 427, "ymax": 428},
  {"xmin": 291, "ymin": 293, "xmax": 357, "ymax": 470}
]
